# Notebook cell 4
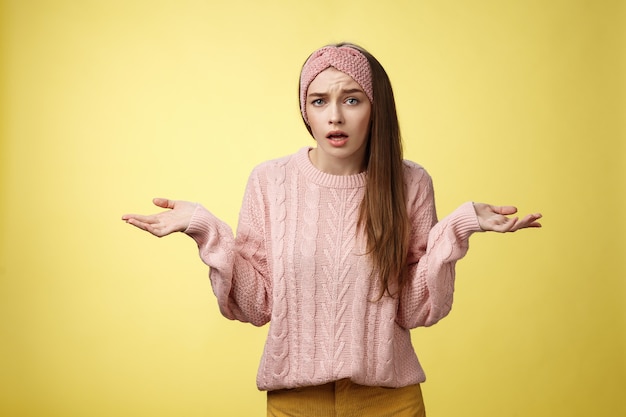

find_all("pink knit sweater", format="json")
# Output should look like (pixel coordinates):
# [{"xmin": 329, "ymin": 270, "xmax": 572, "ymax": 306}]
[{"xmin": 185, "ymin": 147, "xmax": 481, "ymax": 391}]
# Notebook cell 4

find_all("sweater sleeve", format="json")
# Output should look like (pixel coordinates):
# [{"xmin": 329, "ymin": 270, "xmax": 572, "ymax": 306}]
[
  {"xmin": 396, "ymin": 165, "xmax": 482, "ymax": 329},
  {"xmin": 184, "ymin": 168, "xmax": 272, "ymax": 326}
]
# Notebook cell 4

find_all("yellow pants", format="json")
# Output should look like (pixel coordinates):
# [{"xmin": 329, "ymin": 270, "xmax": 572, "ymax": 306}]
[{"xmin": 266, "ymin": 379, "xmax": 426, "ymax": 417}]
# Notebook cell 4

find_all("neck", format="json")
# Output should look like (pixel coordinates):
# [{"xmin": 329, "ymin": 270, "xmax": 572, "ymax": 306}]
[{"xmin": 308, "ymin": 147, "xmax": 366, "ymax": 176}]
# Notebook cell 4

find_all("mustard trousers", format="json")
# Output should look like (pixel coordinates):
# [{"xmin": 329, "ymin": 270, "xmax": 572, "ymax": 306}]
[{"xmin": 267, "ymin": 379, "xmax": 426, "ymax": 417}]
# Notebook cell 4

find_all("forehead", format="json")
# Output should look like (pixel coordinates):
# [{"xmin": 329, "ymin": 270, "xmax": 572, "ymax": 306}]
[{"xmin": 308, "ymin": 67, "xmax": 362, "ymax": 93}]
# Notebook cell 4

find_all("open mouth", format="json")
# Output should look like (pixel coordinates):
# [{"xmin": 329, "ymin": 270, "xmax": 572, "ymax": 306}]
[{"xmin": 327, "ymin": 131, "xmax": 348, "ymax": 140}]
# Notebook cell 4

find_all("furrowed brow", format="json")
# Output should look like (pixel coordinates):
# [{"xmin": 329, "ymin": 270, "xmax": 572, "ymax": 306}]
[
  {"xmin": 342, "ymin": 88, "xmax": 365, "ymax": 95},
  {"xmin": 307, "ymin": 88, "xmax": 365, "ymax": 98}
]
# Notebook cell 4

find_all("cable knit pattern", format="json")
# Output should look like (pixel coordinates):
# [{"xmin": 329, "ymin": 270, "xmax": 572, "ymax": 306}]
[
  {"xmin": 298, "ymin": 175, "xmax": 319, "ymax": 385},
  {"xmin": 185, "ymin": 147, "xmax": 481, "ymax": 391},
  {"xmin": 319, "ymin": 187, "xmax": 360, "ymax": 379}
]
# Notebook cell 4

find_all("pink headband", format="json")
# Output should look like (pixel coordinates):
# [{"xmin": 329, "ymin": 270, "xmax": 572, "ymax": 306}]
[{"xmin": 299, "ymin": 45, "xmax": 373, "ymax": 124}]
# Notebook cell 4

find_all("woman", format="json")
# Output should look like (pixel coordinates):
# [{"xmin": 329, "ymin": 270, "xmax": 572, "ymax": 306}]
[{"xmin": 122, "ymin": 43, "xmax": 542, "ymax": 416}]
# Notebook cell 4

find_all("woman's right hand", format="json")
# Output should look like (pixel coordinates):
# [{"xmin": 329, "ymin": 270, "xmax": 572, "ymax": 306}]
[{"xmin": 122, "ymin": 198, "xmax": 198, "ymax": 237}]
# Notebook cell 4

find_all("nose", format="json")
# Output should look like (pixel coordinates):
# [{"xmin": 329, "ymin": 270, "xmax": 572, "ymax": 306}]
[{"xmin": 328, "ymin": 102, "xmax": 344, "ymax": 125}]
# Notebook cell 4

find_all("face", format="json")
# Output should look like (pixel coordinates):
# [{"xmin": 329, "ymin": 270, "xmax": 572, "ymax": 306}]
[{"xmin": 305, "ymin": 67, "xmax": 372, "ymax": 175}]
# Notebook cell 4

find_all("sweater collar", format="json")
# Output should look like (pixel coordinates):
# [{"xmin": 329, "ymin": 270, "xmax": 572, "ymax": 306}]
[{"xmin": 295, "ymin": 147, "xmax": 367, "ymax": 189}]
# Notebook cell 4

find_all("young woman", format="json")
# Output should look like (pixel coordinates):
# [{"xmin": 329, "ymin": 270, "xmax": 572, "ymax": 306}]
[{"xmin": 122, "ymin": 43, "xmax": 542, "ymax": 417}]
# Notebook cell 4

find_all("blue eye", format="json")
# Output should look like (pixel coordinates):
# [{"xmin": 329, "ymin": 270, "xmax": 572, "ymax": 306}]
[
  {"xmin": 346, "ymin": 98, "xmax": 359, "ymax": 105},
  {"xmin": 311, "ymin": 98, "xmax": 324, "ymax": 106}
]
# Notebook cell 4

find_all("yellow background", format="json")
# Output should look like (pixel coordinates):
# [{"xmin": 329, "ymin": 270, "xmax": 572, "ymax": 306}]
[{"xmin": 1, "ymin": 0, "xmax": 624, "ymax": 416}]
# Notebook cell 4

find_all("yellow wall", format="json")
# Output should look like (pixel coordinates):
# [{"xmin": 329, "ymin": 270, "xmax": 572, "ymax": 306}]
[{"xmin": 1, "ymin": 0, "xmax": 624, "ymax": 416}]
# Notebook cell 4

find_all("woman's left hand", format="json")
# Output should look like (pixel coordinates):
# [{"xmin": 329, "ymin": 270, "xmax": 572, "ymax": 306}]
[{"xmin": 473, "ymin": 203, "xmax": 542, "ymax": 233}]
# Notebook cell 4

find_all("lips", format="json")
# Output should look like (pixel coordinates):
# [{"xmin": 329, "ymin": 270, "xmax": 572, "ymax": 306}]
[{"xmin": 326, "ymin": 130, "xmax": 348, "ymax": 140}]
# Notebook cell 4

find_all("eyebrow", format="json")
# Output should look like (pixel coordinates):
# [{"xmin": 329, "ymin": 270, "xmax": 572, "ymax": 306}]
[{"xmin": 307, "ymin": 88, "xmax": 366, "ymax": 97}]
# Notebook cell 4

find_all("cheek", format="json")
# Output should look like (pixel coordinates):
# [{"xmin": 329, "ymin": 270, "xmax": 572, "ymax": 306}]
[
  {"xmin": 305, "ymin": 112, "xmax": 318, "ymax": 129},
  {"xmin": 358, "ymin": 112, "xmax": 372, "ymax": 134},
  {"xmin": 307, "ymin": 118, "xmax": 325, "ymax": 140}
]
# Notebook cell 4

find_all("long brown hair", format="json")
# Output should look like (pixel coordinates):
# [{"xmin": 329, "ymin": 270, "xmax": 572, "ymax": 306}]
[{"xmin": 300, "ymin": 42, "xmax": 410, "ymax": 299}]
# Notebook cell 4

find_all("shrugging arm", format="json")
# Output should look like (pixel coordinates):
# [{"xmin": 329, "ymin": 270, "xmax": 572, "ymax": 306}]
[
  {"xmin": 185, "ymin": 170, "xmax": 271, "ymax": 326},
  {"xmin": 396, "ymin": 165, "xmax": 482, "ymax": 329}
]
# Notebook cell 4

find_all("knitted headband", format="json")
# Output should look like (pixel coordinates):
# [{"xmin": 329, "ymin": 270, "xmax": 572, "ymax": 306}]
[{"xmin": 299, "ymin": 45, "xmax": 374, "ymax": 124}]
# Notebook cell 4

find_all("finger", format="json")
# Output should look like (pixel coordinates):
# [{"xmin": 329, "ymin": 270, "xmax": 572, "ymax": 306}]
[
  {"xmin": 513, "ymin": 214, "xmax": 543, "ymax": 230},
  {"xmin": 122, "ymin": 213, "xmax": 160, "ymax": 224},
  {"xmin": 505, "ymin": 214, "xmax": 538, "ymax": 232},
  {"xmin": 125, "ymin": 217, "xmax": 173, "ymax": 237},
  {"xmin": 491, "ymin": 205, "xmax": 518, "ymax": 216},
  {"xmin": 153, "ymin": 198, "xmax": 175, "ymax": 209},
  {"xmin": 124, "ymin": 218, "xmax": 152, "ymax": 232}
]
